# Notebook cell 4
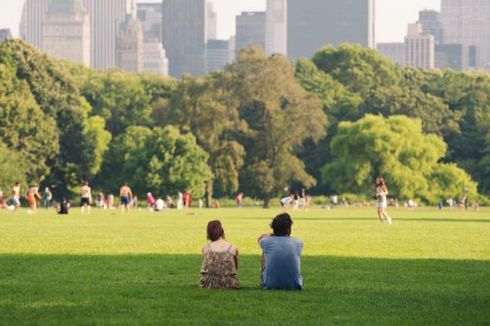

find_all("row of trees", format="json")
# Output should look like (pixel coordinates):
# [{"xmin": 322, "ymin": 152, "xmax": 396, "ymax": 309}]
[{"xmin": 0, "ymin": 40, "xmax": 488, "ymax": 205}]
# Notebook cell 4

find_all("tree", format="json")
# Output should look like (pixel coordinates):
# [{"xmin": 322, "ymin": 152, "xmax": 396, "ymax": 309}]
[
  {"xmin": 166, "ymin": 74, "xmax": 245, "ymax": 205},
  {"xmin": 0, "ymin": 39, "xmax": 95, "ymax": 196},
  {"xmin": 98, "ymin": 126, "xmax": 211, "ymax": 198},
  {"xmin": 312, "ymin": 44, "xmax": 400, "ymax": 96},
  {"xmin": 421, "ymin": 70, "xmax": 490, "ymax": 194},
  {"xmin": 82, "ymin": 115, "xmax": 112, "ymax": 177},
  {"xmin": 322, "ymin": 114, "xmax": 477, "ymax": 203},
  {"xmin": 0, "ymin": 63, "xmax": 59, "ymax": 182},
  {"xmin": 295, "ymin": 58, "xmax": 362, "ymax": 194},
  {"xmin": 81, "ymin": 70, "xmax": 153, "ymax": 135},
  {"xmin": 228, "ymin": 48, "xmax": 327, "ymax": 207},
  {"xmin": 0, "ymin": 143, "xmax": 27, "ymax": 192}
]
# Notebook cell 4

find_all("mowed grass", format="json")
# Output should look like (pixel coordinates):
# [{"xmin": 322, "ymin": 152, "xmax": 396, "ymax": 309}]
[{"xmin": 0, "ymin": 207, "xmax": 489, "ymax": 325}]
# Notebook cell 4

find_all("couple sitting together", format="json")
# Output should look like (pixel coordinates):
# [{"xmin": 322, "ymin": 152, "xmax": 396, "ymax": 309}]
[{"xmin": 200, "ymin": 213, "xmax": 303, "ymax": 290}]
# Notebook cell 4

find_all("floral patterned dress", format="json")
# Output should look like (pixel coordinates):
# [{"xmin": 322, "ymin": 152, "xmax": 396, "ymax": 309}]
[{"xmin": 200, "ymin": 244, "xmax": 239, "ymax": 289}]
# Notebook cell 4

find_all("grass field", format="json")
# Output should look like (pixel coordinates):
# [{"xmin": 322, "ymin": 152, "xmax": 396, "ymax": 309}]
[{"xmin": 0, "ymin": 206, "xmax": 489, "ymax": 325}]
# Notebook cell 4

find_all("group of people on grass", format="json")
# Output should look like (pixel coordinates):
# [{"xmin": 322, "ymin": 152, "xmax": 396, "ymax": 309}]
[
  {"xmin": 1, "ymin": 176, "xmax": 393, "ymax": 219},
  {"xmin": 279, "ymin": 188, "xmax": 312, "ymax": 210},
  {"xmin": 200, "ymin": 213, "xmax": 303, "ymax": 290}
]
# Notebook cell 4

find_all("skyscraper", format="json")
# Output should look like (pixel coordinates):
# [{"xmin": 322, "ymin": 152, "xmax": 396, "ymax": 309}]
[
  {"xmin": 442, "ymin": 0, "xmax": 490, "ymax": 69},
  {"xmin": 43, "ymin": 0, "xmax": 91, "ymax": 66},
  {"xmin": 20, "ymin": 0, "xmax": 132, "ymax": 70},
  {"xmin": 162, "ymin": 0, "xmax": 206, "ymax": 77},
  {"xmin": 137, "ymin": 2, "xmax": 162, "ymax": 42},
  {"xmin": 84, "ymin": 0, "xmax": 132, "ymax": 70},
  {"xmin": 0, "ymin": 29, "xmax": 12, "ymax": 43},
  {"xmin": 405, "ymin": 23, "xmax": 434, "ymax": 69},
  {"xmin": 266, "ymin": 0, "xmax": 287, "ymax": 56},
  {"xmin": 116, "ymin": 14, "xmax": 144, "ymax": 73},
  {"xmin": 377, "ymin": 43, "xmax": 406, "ymax": 65},
  {"xmin": 20, "ymin": 0, "xmax": 51, "ymax": 50},
  {"xmin": 435, "ymin": 44, "xmax": 472, "ymax": 70},
  {"xmin": 143, "ymin": 41, "xmax": 169, "ymax": 76},
  {"xmin": 418, "ymin": 10, "xmax": 443, "ymax": 45},
  {"xmin": 288, "ymin": 0, "xmax": 375, "ymax": 60},
  {"xmin": 206, "ymin": 2, "xmax": 217, "ymax": 41},
  {"xmin": 236, "ymin": 12, "xmax": 266, "ymax": 52},
  {"xmin": 206, "ymin": 39, "xmax": 230, "ymax": 73}
]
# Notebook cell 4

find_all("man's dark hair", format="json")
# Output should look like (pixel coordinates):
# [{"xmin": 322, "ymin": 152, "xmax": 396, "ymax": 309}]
[{"xmin": 270, "ymin": 213, "xmax": 293, "ymax": 236}]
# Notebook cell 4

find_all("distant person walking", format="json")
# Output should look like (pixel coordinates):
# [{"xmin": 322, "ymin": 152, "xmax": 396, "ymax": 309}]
[
  {"xmin": 80, "ymin": 181, "xmax": 92, "ymax": 215},
  {"xmin": 375, "ymin": 176, "xmax": 392, "ymax": 224},
  {"xmin": 42, "ymin": 187, "xmax": 52, "ymax": 208},
  {"xmin": 236, "ymin": 192, "xmax": 244, "ymax": 208},
  {"xmin": 10, "ymin": 182, "xmax": 21, "ymax": 211},
  {"xmin": 25, "ymin": 184, "xmax": 41, "ymax": 214},
  {"xmin": 200, "ymin": 220, "xmax": 239, "ymax": 289},
  {"xmin": 119, "ymin": 183, "xmax": 133, "ymax": 213}
]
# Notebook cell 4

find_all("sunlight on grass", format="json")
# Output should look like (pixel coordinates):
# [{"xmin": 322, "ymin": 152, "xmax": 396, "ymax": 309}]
[{"xmin": 0, "ymin": 207, "xmax": 488, "ymax": 324}]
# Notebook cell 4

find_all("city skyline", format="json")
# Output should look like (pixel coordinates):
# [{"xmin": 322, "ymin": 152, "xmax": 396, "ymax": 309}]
[{"xmin": 2, "ymin": 0, "xmax": 440, "ymax": 44}]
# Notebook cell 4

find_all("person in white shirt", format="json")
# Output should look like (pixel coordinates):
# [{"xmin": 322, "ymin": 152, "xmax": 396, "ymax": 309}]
[
  {"xmin": 155, "ymin": 198, "xmax": 165, "ymax": 211},
  {"xmin": 375, "ymin": 176, "xmax": 392, "ymax": 225}
]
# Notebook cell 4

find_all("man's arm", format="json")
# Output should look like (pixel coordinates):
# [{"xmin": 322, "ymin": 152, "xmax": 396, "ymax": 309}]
[{"xmin": 257, "ymin": 233, "xmax": 272, "ymax": 245}]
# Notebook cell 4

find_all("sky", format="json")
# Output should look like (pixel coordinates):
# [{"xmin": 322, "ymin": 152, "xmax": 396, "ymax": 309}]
[{"xmin": 0, "ymin": 0, "xmax": 440, "ymax": 43}]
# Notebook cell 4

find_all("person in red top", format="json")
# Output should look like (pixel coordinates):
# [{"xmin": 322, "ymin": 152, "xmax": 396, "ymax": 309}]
[
  {"xmin": 182, "ymin": 191, "xmax": 189, "ymax": 209},
  {"xmin": 146, "ymin": 192, "xmax": 156, "ymax": 211},
  {"xmin": 236, "ymin": 192, "xmax": 244, "ymax": 208}
]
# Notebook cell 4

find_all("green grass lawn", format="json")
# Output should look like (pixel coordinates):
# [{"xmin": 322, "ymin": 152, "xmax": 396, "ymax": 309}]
[{"xmin": 0, "ymin": 207, "xmax": 489, "ymax": 325}]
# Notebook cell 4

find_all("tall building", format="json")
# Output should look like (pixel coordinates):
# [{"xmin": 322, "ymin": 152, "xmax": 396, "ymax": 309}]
[
  {"xmin": 405, "ymin": 23, "xmax": 434, "ymax": 69},
  {"xmin": 116, "ymin": 14, "xmax": 144, "ymax": 73},
  {"xmin": 266, "ymin": 0, "xmax": 287, "ymax": 56},
  {"xmin": 206, "ymin": 39, "xmax": 230, "ymax": 73},
  {"xmin": 42, "ymin": 0, "xmax": 91, "ymax": 66},
  {"xmin": 143, "ymin": 40, "xmax": 169, "ymax": 76},
  {"xmin": 236, "ymin": 12, "xmax": 266, "ymax": 52},
  {"xmin": 435, "ymin": 44, "xmax": 469, "ymax": 70},
  {"xmin": 84, "ymin": 0, "xmax": 132, "ymax": 70},
  {"xmin": 377, "ymin": 43, "xmax": 405, "ymax": 65},
  {"xmin": 20, "ymin": 0, "xmax": 51, "ymax": 50},
  {"xmin": 20, "ymin": 0, "xmax": 132, "ymax": 70},
  {"xmin": 137, "ymin": 2, "xmax": 162, "ymax": 42},
  {"xmin": 418, "ymin": 10, "xmax": 443, "ymax": 45},
  {"xmin": 288, "ymin": 0, "xmax": 375, "ymax": 60},
  {"xmin": 442, "ymin": 0, "xmax": 490, "ymax": 69},
  {"xmin": 228, "ymin": 36, "xmax": 236, "ymax": 63},
  {"xmin": 206, "ymin": 2, "xmax": 217, "ymax": 41},
  {"xmin": 0, "ymin": 29, "xmax": 12, "ymax": 43},
  {"xmin": 162, "ymin": 0, "xmax": 206, "ymax": 77}
]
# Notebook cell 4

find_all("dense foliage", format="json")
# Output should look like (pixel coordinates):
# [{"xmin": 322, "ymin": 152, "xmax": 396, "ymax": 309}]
[{"xmin": 0, "ymin": 40, "xmax": 489, "ymax": 205}]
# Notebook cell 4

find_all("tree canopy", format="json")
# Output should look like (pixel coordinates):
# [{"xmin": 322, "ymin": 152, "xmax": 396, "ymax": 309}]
[{"xmin": 0, "ymin": 39, "xmax": 488, "ymax": 205}]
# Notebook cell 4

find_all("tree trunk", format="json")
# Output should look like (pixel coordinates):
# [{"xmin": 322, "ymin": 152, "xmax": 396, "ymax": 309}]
[
  {"xmin": 205, "ymin": 179, "xmax": 213, "ymax": 208},
  {"xmin": 263, "ymin": 197, "xmax": 270, "ymax": 208}
]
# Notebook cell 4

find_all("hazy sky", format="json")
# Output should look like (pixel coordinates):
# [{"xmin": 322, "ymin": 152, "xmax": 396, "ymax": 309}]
[{"xmin": 0, "ymin": 0, "xmax": 440, "ymax": 43}]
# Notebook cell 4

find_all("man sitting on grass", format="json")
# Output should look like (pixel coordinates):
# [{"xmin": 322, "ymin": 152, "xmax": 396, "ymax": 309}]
[{"xmin": 258, "ymin": 213, "xmax": 303, "ymax": 290}]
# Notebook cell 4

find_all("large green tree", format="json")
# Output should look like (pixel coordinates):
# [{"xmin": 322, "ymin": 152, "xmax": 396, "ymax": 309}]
[
  {"xmin": 0, "ymin": 143, "xmax": 27, "ymax": 192},
  {"xmin": 322, "ymin": 114, "xmax": 477, "ymax": 203},
  {"xmin": 229, "ymin": 49, "xmax": 327, "ymax": 207},
  {"xmin": 0, "ymin": 63, "xmax": 58, "ymax": 182},
  {"xmin": 166, "ymin": 74, "xmax": 245, "ymax": 205},
  {"xmin": 98, "ymin": 126, "xmax": 211, "ymax": 198},
  {"xmin": 0, "ymin": 40, "xmax": 98, "ymax": 195}
]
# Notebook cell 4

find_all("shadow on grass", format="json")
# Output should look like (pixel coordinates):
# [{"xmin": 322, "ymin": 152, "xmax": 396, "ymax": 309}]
[{"xmin": 0, "ymin": 254, "xmax": 488, "ymax": 325}]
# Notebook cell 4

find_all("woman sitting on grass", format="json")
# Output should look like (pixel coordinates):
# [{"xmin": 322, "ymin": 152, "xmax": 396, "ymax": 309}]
[{"xmin": 200, "ymin": 220, "xmax": 239, "ymax": 289}]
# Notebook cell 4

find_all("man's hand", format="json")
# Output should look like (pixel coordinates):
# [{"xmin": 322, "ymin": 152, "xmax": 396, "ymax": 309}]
[{"xmin": 257, "ymin": 233, "xmax": 273, "ymax": 244}]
